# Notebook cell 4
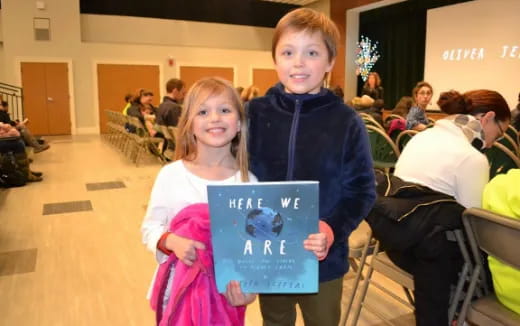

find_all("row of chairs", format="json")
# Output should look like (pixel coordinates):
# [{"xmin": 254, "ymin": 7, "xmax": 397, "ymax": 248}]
[
  {"xmin": 360, "ymin": 112, "xmax": 520, "ymax": 178},
  {"xmin": 487, "ymin": 125, "xmax": 520, "ymax": 179},
  {"xmin": 104, "ymin": 110, "xmax": 178, "ymax": 166},
  {"xmin": 343, "ymin": 207, "xmax": 520, "ymax": 326}
]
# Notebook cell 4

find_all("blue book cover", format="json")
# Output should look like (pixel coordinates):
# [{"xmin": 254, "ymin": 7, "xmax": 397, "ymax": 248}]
[{"xmin": 207, "ymin": 181, "xmax": 319, "ymax": 294}]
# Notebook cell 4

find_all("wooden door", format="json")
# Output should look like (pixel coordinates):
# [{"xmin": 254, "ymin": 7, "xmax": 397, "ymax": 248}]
[
  {"xmin": 179, "ymin": 66, "xmax": 234, "ymax": 91},
  {"xmin": 46, "ymin": 63, "xmax": 71, "ymax": 134},
  {"xmin": 21, "ymin": 62, "xmax": 71, "ymax": 135},
  {"xmin": 252, "ymin": 68, "xmax": 279, "ymax": 96},
  {"xmin": 97, "ymin": 64, "xmax": 160, "ymax": 134}
]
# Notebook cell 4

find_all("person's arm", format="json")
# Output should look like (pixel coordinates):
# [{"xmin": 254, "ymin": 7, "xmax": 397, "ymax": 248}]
[
  {"xmin": 322, "ymin": 114, "xmax": 377, "ymax": 240},
  {"xmin": 224, "ymin": 281, "xmax": 257, "ymax": 306},
  {"xmin": 406, "ymin": 107, "xmax": 426, "ymax": 130},
  {"xmin": 454, "ymin": 152, "xmax": 489, "ymax": 208},
  {"xmin": 141, "ymin": 167, "xmax": 178, "ymax": 264}
]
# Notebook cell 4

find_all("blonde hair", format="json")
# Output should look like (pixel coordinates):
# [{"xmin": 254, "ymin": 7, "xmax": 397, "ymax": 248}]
[
  {"xmin": 174, "ymin": 77, "xmax": 249, "ymax": 181},
  {"xmin": 272, "ymin": 8, "xmax": 340, "ymax": 63}
]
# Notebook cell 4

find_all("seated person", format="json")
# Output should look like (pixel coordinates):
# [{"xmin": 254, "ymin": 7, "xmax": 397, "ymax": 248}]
[
  {"xmin": 388, "ymin": 89, "xmax": 510, "ymax": 326},
  {"xmin": 361, "ymin": 72, "xmax": 384, "ymax": 102},
  {"xmin": 122, "ymin": 94, "xmax": 133, "ymax": 116},
  {"xmin": 392, "ymin": 96, "xmax": 414, "ymax": 118},
  {"xmin": 0, "ymin": 122, "xmax": 42, "ymax": 182},
  {"xmin": 240, "ymin": 85, "xmax": 260, "ymax": 104},
  {"xmin": 387, "ymin": 96, "xmax": 413, "ymax": 138},
  {"xmin": 406, "ymin": 82, "xmax": 433, "ymax": 131},
  {"xmin": 482, "ymin": 169, "xmax": 520, "ymax": 315},
  {"xmin": 0, "ymin": 101, "xmax": 49, "ymax": 153},
  {"xmin": 351, "ymin": 95, "xmax": 384, "ymax": 127},
  {"xmin": 156, "ymin": 78, "xmax": 185, "ymax": 127},
  {"xmin": 127, "ymin": 89, "xmax": 162, "ymax": 138}
]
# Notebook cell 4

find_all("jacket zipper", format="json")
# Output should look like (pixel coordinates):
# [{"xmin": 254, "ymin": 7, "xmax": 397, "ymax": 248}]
[
  {"xmin": 286, "ymin": 99, "xmax": 301, "ymax": 180},
  {"xmin": 396, "ymin": 199, "xmax": 458, "ymax": 222}
]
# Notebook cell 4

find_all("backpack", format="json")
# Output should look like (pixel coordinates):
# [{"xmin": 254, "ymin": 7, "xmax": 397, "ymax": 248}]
[{"xmin": 0, "ymin": 152, "xmax": 27, "ymax": 187}]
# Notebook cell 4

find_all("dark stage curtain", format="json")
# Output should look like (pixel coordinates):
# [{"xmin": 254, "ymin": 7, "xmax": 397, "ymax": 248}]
[{"xmin": 357, "ymin": 0, "xmax": 473, "ymax": 108}]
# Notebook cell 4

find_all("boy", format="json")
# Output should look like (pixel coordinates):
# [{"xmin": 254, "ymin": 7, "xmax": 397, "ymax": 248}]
[{"xmin": 247, "ymin": 8, "xmax": 376, "ymax": 326}]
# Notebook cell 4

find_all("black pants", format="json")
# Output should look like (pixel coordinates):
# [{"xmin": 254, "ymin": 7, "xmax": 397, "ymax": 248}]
[
  {"xmin": 0, "ymin": 137, "xmax": 25, "ymax": 154},
  {"xmin": 386, "ymin": 233, "xmax": 463, "ymax": 326}
]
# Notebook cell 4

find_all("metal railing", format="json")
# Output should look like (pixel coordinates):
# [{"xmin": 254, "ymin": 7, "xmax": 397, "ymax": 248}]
[{"xmin": 0, "ymin": 82, "xmax": 24, "ymax": 122}]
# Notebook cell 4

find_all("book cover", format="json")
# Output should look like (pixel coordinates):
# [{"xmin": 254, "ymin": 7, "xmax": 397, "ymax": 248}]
[{"xmin": 207, "ymin": 181, "xmax": 319, "ymax": 294}]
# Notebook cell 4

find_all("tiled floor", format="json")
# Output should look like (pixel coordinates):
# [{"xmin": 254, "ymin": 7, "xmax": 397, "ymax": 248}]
[{"xmin": 0, "ymin": 135, "xmax": 415, "ymax": 325}]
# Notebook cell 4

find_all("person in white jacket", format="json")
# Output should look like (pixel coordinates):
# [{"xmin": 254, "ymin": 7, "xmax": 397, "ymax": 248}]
[{"xmin": 392, "ymin": 89, "xmax": 511, "ymax": 326}]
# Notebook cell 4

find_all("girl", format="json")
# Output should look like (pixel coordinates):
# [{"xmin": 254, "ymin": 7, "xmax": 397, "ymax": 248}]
[{"xmin": 141, "ymin": 77, "xmax": 257, "ymax": 325}]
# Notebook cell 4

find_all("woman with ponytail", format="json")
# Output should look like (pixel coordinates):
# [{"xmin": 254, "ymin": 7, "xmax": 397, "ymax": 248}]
[{"xmin": 389, "ymin": 89, "xmax": 511, "ymax": 326}]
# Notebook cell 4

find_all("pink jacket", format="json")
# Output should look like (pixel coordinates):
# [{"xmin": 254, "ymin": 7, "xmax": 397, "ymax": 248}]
[
  {"xmin": 387, "ymin": 118, "xmax": 406, "ymax": 136},
  {"xmin": 150, "ymin": 203, "xmax": 245, "ymax": 326}
]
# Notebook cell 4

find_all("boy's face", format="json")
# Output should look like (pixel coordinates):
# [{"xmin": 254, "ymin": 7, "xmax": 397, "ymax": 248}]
[{"xmin": 274, "ymin": 29, "xmax": 334, "ymax": 95}]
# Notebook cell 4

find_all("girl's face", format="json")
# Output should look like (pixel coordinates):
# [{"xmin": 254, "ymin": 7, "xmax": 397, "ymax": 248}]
[
  {"xmin": 191, "ymin": 92, "xmax": 240, "ymax": 152},
  {"xmin": 368, "ymin": 74, "xmax": 376, "ymax": 88},
  {"xmin": 415, "ymin": 86, "xmax": 432, "ymax": 109}
]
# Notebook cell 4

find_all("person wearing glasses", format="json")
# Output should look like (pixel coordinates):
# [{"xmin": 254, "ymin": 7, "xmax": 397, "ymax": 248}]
[
  {"xmin": 406, "ymin": 81, "xmax": 434, "ymax": 131},
  {"xmin": 388, "ymin": 89, "xmax": 511, "ymax": 326}
]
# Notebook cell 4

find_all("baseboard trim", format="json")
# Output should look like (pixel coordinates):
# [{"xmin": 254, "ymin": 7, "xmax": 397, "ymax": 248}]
[{"xmin": 75, "ymin": 127, "xmax": 99, "ymax": 135}]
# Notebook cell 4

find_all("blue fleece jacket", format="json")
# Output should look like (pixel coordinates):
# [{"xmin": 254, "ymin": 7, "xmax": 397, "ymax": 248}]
[{"xmin": 248, "ymin": 83, "xmax": 376, "ymax": 282}]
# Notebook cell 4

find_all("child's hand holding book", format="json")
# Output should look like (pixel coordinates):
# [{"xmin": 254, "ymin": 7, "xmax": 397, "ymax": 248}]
[{"xmin": 224, "ymin": 281, "xmax": 257, "ymax": 306}]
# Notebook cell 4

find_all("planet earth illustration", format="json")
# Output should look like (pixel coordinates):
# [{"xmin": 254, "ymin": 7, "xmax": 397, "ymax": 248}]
[{"xmin": 245, "ymin": 207, "xmax": 284, "ymax": 240}]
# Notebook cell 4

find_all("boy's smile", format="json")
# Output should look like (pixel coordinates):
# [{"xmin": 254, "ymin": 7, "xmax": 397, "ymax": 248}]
[{"xmin": 274, "ymin": 28, "xmax": 334, "ymax": 95}]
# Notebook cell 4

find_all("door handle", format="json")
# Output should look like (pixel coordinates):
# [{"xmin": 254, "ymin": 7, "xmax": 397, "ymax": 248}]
[{"xmin": 47, "ymin": 97, "xmax": 54, "ymax": 102}]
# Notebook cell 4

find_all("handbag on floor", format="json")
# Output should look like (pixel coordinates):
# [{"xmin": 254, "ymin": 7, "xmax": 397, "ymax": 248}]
[{"xmin": 0, "ymin": 152, "xmax": 27, "ymax": 187}]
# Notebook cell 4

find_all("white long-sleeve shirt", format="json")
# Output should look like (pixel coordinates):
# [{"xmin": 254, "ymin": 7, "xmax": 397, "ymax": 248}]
[
  {"xmin": 394, "ymin": 119, "xmax": 489, "ymax": 209},
  {"xmin": 141, "ymin": 160, "xmax": 256, "ymax": 297}
]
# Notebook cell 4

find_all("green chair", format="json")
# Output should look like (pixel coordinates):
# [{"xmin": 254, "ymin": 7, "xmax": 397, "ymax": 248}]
[
  {"xmin": 360, "ymin": 113, "xmax": 385, "ymax": 131},
  {"xmin": 365, "ymin": 125, "xmax": 400, "ymax": 170},
  {"xmin": 505, "ymin": 125, "xmax": 519, "ymax": 146},
  {"xmin": 126, "ymin": 116, "xmax": 165, "ymax": 166},
  {"xmin": 384, "ymin": 113, "xmax": 405, "ymax": 126},
  {"xmin": 498, "ymin": 134, "xmax": 519, "ymax": 156},
  {"xmin": 486, "ymin": 142, "xmax": 520, "ymax": 180},
  {"xmin": 395, "ymin": 129, "xmax": 419, "ymax": 152}
]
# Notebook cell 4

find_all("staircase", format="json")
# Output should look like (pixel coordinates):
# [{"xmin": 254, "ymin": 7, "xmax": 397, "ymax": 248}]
[{"xmin": 0, "ymin": 82, "xmax": 24, "ymax": 121}]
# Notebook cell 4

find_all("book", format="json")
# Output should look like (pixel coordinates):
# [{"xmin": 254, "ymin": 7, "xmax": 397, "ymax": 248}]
[{"xmin": 207, "ymin": 181, "xmax": 319, "ymax": 294}]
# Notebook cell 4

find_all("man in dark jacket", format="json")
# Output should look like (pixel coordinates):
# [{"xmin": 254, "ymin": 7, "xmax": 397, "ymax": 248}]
[{"xmin": 156, "ymin": 78, "xmax": 185, "ymax": 127}]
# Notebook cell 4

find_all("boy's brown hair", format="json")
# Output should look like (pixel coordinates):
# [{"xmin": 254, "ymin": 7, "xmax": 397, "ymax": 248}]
[{"xmin": 272, "ymin": 8, "xmax": 340, "ymax": 63}]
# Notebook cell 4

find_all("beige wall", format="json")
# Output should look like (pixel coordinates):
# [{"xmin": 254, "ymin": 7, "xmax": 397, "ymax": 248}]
[
  {"xmin": 81, "ymin": 14, "xmax": 273, "ymax": 51},
  {"xmin": 0, "ymin": 45, "xmax": 4, "ymax": 82},
  {"xmin": 0, "ymin": 10, "xmax": 3, "ymax": 42},
  {"xmin": 306, "ymin": 0, "xmax": 331, "ymax": 16},
  {"xmin": 1, "ymin": 0, "xmax": 275, "ymax": 134}
]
